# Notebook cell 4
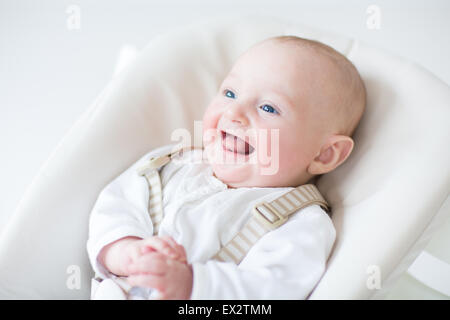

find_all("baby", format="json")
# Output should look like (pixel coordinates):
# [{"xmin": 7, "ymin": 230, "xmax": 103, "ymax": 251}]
[{"xmin": 87, "ymin": 35, "xmax": 366, "ymax": 299}]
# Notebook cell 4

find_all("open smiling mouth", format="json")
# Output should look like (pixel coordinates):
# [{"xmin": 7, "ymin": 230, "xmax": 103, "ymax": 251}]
[{"xmin": 221, "ymin": 130, "xmax": 255, "ymax": 156}]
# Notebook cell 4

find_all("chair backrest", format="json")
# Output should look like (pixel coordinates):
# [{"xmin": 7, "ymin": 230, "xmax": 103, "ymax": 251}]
[{"xmin": 0, "ymin": 15, "xmax": 448, "ymax": 299}]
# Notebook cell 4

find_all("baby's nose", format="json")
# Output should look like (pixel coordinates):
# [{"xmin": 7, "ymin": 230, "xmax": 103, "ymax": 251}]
[{"xmin": 225, "ymin": 104, "xmax": 249, "ymax": 126}]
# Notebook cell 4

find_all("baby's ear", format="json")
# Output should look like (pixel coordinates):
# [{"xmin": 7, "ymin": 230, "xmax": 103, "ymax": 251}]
[{"xmin": 307, "ymin": 135, "xmax": 354, "ymax": 175}]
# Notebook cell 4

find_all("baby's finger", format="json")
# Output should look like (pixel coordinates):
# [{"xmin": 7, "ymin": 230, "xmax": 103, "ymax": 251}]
[
  {"xmin": 141, "ymin": 237, "xmax": 178, "ymax": 258},
  {"xmin": 159, "ymin": 236, "xmax": 178, "ymax": 249},
  {"xmin": 159, "ymin": 236, "xmax": 187, "ymax": 262},
  {"xmin": 127, "ymin": 252, "xmax": 168, "ymax": 275}
]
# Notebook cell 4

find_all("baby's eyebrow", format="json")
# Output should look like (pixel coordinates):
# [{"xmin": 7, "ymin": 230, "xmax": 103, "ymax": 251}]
[
  {"xmin": 270, "ymin": 90, "xmax": 294, "ymax": 112},
  {"xmin": 226, "ymin": 72, "xmax": 240, "ymax": 81}
]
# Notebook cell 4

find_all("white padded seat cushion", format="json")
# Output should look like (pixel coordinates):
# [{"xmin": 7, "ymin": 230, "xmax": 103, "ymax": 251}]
[{"xmin": 0, "ymin": 15, "xmax": 448, "ymax": 299}]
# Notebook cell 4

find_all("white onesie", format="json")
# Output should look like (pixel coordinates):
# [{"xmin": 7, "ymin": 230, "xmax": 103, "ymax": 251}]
[{"xmin": 87, "ymin": 144, "xmax": 336, "ymax": 299}]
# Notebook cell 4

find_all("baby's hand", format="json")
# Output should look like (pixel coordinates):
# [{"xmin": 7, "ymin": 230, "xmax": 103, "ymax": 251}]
[
  {"xmin": 136, "ymin": 235, "xmax": 187, "ymax": 263},
  {"xmin": 127, "ymin": 251, "xmax": 193, "ymax": 300},
  {"xmin": 99, "ymin": 236, "xmax": 187, "ymax": 277},
  {"xmin": 122, "ymin": 236, "xmax": 187, "ymax": 274}
]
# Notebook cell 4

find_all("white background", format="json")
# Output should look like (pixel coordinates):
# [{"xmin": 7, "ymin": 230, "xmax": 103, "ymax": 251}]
[{"xmin": 1, "ymin": 0, "xmax": 449, "ymax": 299}]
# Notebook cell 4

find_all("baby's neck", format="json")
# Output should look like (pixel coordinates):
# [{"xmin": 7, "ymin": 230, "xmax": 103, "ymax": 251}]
[{"xmin": 212, "ymin": 172, "xmax": 320, "ymax": 189}]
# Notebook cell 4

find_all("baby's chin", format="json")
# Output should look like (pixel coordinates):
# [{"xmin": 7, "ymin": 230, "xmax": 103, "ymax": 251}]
[
  {"xmin": 204, "ymin": 142, "xmax": 252, "ymax": 187},
  {"xmin": 211, "ymin": 164, "xmax": 287, "ymax": 188},
  {"xmin": 207, "ymin": 154, "xmax": 279, "ymax": 188},
  {"xmin": 211, "ymin": 164, "xmax": 250, "ymax": 188}
]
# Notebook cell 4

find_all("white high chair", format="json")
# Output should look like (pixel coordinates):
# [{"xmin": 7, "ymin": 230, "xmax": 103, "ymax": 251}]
[{"xmin": 0, "ymin": 15, "xmax": 449, "ymax": 299}]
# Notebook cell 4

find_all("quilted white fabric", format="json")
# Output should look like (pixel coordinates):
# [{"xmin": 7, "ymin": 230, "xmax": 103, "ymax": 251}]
[{"xmin": 0, "ymin": 15, "xmax": 448, "ymax": 299}]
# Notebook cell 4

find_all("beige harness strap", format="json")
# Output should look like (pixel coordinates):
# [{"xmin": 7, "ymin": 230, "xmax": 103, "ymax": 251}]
[
  {"xmin": 139, "ymin": 168, "xmax": 164, "ymax": 234},
  {"xmin": 137, "ymin": 146, "xmax": 195, "ymax": 235},
  {"xmin": 213, "ymin": 184, "xmax": 330, "ymax": 264},
  {"xmin": 137, "ymin": 147, "xmax": 331, "ymax": 264}
]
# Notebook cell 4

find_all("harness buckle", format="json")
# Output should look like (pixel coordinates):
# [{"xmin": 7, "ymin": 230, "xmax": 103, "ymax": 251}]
[
  {"xmin": 137, "ymin": 155, "xmax": 171, "ymax": 176},
  {"xmin": 252, "ymin": 202, "xmax": 288, "ymax": 229}
]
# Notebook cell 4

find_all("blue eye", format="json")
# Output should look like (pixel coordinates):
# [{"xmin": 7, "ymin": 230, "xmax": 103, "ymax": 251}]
[
  {"xmin": 260, "ymin": 104, "xmax": 279, "ymax": 114},
  {"xmin": 224, "ymin": 89, "xmax": 235, "ymax": 99}
]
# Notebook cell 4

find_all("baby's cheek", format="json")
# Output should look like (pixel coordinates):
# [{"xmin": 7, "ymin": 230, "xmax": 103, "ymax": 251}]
[
  {"xmin": 202, "ymin": 106, "xmax": 221, "ymax": 145},
  {"xmin": 276, "ymin": 131, "xmax": 309, "ymax": 179},
  {"xmin": 202, "ymin": 111, "xmax": 216, "ymax": 132}
]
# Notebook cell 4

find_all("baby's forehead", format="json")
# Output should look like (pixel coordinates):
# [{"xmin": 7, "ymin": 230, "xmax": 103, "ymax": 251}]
[
  {"xmin": 234, "ymin": 37, "xmax": 364, "ymax": 123},
  {"xmin": 231, "ymin": 40, "xmax": 335, "ymax": 91},
  {"xmin": 248, "ymin": 38, "xmax": 320, "ymax": 59},
  {"xmin": 239, "ymin": 39, "xmax": 339, "ymax": 76}
]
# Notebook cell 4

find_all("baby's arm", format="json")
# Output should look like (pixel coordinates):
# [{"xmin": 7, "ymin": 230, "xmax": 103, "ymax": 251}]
[
  {"xmin": 86, "ymin": 144, "xmax": 179, "ymax": 278},
  {"xmin": 190, "ymin": 205, "xmax": 336, "ymax": 299}
]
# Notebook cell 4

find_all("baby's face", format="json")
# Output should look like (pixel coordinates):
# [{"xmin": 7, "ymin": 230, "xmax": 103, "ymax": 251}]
[{"xmin": 202, "ymin": 40, "xmax": 331, "ymax": 188}]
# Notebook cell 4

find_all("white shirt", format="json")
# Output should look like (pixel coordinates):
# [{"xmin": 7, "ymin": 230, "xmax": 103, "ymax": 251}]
[{"xmin": 87, "ymin": 144, "xmax": 336, "ymax": 299}]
